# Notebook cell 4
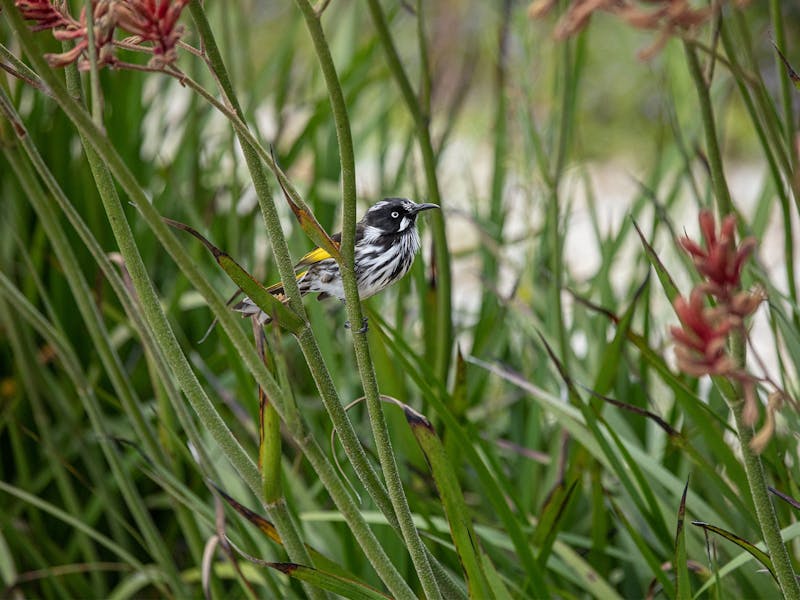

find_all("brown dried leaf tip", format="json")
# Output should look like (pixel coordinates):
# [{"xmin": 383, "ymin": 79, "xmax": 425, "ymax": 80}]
[
  {"xmin": 15, "ymin": 0, "xmax": 190, "ymax": 69},
  {"xmin": 529, "ymin": 1, "xmax": 749, "ymax": 60}
]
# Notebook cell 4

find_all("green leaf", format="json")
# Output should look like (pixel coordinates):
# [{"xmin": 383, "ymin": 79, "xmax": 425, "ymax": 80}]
[
  {"xmin": 164, "ymin": 218, "xmax": 305, "ymax": 332},
  {"xmin": 534, "ymin": 479, "xmax": 578, "ymax": 567},
  {"xmin": 272, "ymin": 158, "xmax": 343, "ymax": 263},
  {"xmin": 613, "ymin": 501, "xmax": 675, "ymax": 597},
  {"xmin": 261, "ymin": 562, "xmax": 390, "ymax": 600},
  {"xmin": 212, "ymin": 484, "xmax": 356, "ymax": 579},
  {"xmin": 691, "ymin": 521, "xmax": 776, "ymax": 582},
  {"xmin": 773, "ymin": 43, "xmax": 800, "ymax": 91},
  {"xmin": 633, "ymin": 218, "xmax": 680, "ymax": 305},
  {"xmin": 403, "ymin": 404, "xmax": 494, "ymax": 599},
  {"xmin": 592, "ymin": 276, "xmax": 648, "ymax": 396}
]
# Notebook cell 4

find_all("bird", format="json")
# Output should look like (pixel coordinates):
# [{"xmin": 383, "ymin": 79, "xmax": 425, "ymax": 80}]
[{"xmin": 233, "ymin": 198, "xmax": 439, "ymax": 327}]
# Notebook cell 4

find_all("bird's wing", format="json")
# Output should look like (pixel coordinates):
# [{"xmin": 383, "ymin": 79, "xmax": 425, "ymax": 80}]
[
  {"xmin": 294, "ymin": 247, "xmax": 335, "ymax": 268},
  {"xmin": 293, "ymin": 231, "xmax": 345, "ymax": 269},
  {"xmin": 264, "ymin": 270, "xmax": 308, "ymax": 296}
]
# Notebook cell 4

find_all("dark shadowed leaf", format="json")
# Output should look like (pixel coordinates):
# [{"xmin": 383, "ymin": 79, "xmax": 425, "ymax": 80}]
[
  {"xmin": 691, "ymin": 521, "xmax": 777, "ymax": 583},
  {"xmin": 164, "ymin": 218, "xmax": 305, "ymax": 332}
]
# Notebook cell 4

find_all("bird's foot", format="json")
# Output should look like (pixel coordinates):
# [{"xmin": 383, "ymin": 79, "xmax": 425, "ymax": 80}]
[{"xmin": 344, "ymin": 317, "xmax": 369, "ymax": 333}]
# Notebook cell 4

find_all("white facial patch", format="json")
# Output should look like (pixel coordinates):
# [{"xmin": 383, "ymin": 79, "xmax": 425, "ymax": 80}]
[
  {"xmin": 362, "ymin": 225, "xmax": 383, "ymax": 242},
  {"xmin": 398, "ymin": 216, "xmax": 411, "ymax": 232}
]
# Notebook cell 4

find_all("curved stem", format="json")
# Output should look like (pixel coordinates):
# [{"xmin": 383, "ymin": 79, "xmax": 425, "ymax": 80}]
[
  {"xmin": 291, "ymin": 2, "xmax": 442, "ymax": 598},
  {"xmin": 684, "ymin": 43, "xmax": 733, "ymax": 215},
  {"xmin": 684, "ymin": 37, "xmax": 798, "ymax": 598},
  {"xmin": 185, "ymin": 3, "xmax": 394, "ymax": 524},
  {"xmin": 732, "ymin": 400, "xmax": 800, "ymax": 599}
]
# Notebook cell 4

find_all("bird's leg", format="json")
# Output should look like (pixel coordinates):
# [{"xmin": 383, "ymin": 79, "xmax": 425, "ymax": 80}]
[
  {"xmin": 344, "ymin": 316, "xmax": 369, "ymax": 333},
  {"xmin": 357, "ymin": 317, "xmax": 369, "ymax": 333}
]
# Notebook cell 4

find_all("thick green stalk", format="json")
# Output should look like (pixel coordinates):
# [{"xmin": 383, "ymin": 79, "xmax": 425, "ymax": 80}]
[
  {"xmin": 732, "ymin": 398, "xmax": 800, "ymax": 600},
  {"xmin": 187, "ymin": 1, "xmax": 306, "ymax": 318},
  {"xmin": 364, "ymin": 0, "xmax": 452, "ymax": 380},
  {"xmin": 188, "ymin": 0, "xmax": 392, "ymax": 519},
  {"xmin": 292, "ymin": 2, "xmax": 442, "ymax": 598},
  {"xmin": 189, "ymin": 5, "xmax": 428, "ymax": 595},
  {"xmin": 683, "ymin": 44, "xmax": 733, "ymax": 215},
  {"xmin": 297, "ymin": 435, "xmax": 417, "ymax": 600},
  {"xmin": 683, "ymin": 38, "xmax": 799, "ymax": 600},
  {"xmin": 186, "ymin": 9, "xmax": 323, "ymax": 596},
  {"xmin": 259, "ymin": 382, "xmax": 284, "ymax": 505}
]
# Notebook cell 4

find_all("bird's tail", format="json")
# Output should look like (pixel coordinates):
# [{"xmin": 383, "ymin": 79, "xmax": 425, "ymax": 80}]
[
  {"xmin": 200, "ymin": 274, "xmax": 304, "ymax": 342},
  {"xmin": 231, "ymin": 269, "xmax": 310, "ymax": 326},
  {"xmin": 231, "ymin": 279, "xmax": 288, "ymax": 325}
]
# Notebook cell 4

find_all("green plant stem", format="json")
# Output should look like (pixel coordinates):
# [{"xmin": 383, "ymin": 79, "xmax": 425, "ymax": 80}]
[
  {"xmin": 187, "ymin": 1, "xmax": 390, "ymax": 520},
  {"xmin": 185, "ymin": 10, "xmax": 322, "ymax": 595},
  {"xmin": 684, "ymin": 43, "xmax": 733, "ymax": 215},
  {"xmin": 292, "ymin": 2, "xmax": 441, "ymax": 598},
  {"xmin": 714, "ymin": 22, "xmax": 799, "ymax": 311},
  {"xmin": 364, "ymin": 0, "xmax": 452, "ymax": 380},
  {"xmin": 732, "ymin": 399, "xmax": 800, "ymax": 600},
  {"xmin": 188, "ymin": 1, "xmax": 306, "ymax": 318},
  {"xmin": 684, "ymin": 39, "xmax": 798, "ymax": 596},
  {"xmin": 253, "ymin": 323, "xmax": 284, "ymax": 506},
  {"xmin": 188, "ymin": 5, "xmax": 422, "ymax": 596}
]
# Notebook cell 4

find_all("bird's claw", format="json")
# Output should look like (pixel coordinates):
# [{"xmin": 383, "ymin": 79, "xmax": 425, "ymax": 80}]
[{"xmin": 344, "ymin": 317, "xmax": 369, "ymax": 333}]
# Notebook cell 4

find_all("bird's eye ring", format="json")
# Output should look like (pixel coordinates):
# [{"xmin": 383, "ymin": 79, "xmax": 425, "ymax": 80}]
[{"xmin": 391, "ymin": 211, "xmax": 399, "ymax": 218}]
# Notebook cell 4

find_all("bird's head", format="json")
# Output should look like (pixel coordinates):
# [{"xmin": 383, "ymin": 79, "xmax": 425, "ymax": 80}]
[{"xmin": 360, "ymin": 198, "xmax": 439, "ymax": 236}]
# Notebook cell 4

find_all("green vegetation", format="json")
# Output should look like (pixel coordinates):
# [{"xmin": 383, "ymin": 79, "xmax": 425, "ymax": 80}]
[{"xmin": 2, "ymin": 1, "xmax": 800, "ymax": 598}]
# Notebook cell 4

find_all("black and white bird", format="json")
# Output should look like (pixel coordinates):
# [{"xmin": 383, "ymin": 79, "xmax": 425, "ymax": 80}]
[{"xmin": 233, "ymin": 198, "xmax": 439, "ymax": 324}]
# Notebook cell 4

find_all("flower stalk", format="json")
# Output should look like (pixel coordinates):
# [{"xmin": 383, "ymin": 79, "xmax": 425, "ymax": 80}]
[
  {"xmin": 672, "ymin": 211, "xmax": 799, "ymax": 599},
  {"xmin": 291, "ymin": 1, "xmax": 442, "ymax": 597}
]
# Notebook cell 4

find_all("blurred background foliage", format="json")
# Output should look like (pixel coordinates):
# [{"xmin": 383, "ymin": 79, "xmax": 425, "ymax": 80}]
[{"xmin": 2, "ymin": 0, "xmax": 800, "ymax": 598}]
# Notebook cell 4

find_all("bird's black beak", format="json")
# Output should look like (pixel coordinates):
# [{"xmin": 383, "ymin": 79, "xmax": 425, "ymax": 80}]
[{"xmin": 411, "ymin": 203, "xmax": 439, "ymax": 214}]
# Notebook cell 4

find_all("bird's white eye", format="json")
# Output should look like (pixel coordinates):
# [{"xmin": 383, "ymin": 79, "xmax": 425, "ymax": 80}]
[{"xmin": 391, "ymin": 211, "xmax": 399, "ymax": 218}]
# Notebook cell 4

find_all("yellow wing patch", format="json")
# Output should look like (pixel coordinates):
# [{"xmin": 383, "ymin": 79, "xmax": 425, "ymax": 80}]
[
  {"xmin": 295, "ymin": 247, "xmax": 335, "ymax": 268},
  {"xmin": 265, "ymin": 270, "xmax": 308, "ymax": 298}
]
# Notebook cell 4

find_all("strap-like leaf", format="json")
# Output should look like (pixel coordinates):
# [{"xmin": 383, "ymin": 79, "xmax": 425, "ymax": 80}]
[
  {"xmin": 164, "ymin": 218, "xmax": 305, "ymax": 333},
  {"xmin": 691, "ymin": 521, "xmax": 777, "ymax": 582}
]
